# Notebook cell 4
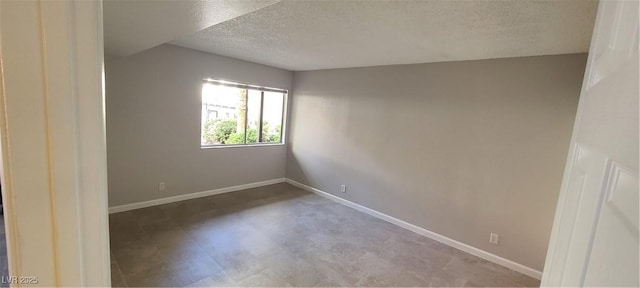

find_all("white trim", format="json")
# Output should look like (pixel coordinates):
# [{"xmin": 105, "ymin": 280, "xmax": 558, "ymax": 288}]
[
  {"xmin": 203, "ymin": 78, "xmax": 288, "ymax": 94},
  {"xmin": 201, "ymin": 143, "xmax": 285, "ymax": 149},
  {"xmin": 285, "ymin": 178, "xmax": 543, "ymax": 280},
  {"xmin": 109, "ymin": 178, "xmax": 286, "ymax": 214}
]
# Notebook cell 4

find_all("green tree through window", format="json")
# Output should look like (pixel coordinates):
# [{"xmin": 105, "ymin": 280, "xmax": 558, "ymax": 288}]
[{"xmin": 201, "ymin": 80, "xmax": 285, "ymax": 146}]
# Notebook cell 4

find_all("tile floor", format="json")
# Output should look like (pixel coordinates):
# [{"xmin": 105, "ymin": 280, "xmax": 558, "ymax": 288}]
[{"xmin": 109, "ymin": 183, "xmax": 540, "ymax": 287}]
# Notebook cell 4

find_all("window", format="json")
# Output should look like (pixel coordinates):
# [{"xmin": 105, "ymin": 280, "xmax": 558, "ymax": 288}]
[{"xmin": 201, "ymin": 79, "xmax": 286, "ymax": 147}]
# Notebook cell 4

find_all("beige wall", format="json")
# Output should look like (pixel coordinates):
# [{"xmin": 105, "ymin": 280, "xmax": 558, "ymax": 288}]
[
  {"xmin": 105, "ymin": 44, "xmax": 292, "ymax": 207},
  {"xmin": 286, "ymin": 54, "xmax": 586, "ymax": 271}
]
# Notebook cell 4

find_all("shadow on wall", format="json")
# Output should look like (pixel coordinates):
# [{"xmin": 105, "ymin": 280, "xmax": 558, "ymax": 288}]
[{"xmin": 286, "ymin": 140, "xmax": 420, "ymax": 220}]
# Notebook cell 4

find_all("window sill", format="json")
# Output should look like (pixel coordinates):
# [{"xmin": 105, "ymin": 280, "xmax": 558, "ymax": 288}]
[{"xmin": 200, "ymin": 143, "xmax": 285, "ymax": 149}]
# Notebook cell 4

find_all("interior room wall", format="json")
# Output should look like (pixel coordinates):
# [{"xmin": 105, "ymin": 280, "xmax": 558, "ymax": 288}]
[
  {"xmin": 286, "ymin": 54, "xmax": 587, "ymax": 271},
  {"xmin": 105, "ymin": 44, "xmax": 292, "ymax": 207}
]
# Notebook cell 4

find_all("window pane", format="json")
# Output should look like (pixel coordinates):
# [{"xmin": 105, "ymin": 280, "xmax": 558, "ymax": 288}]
[
  {"xmin": 261, "ymin": 91, "xmax": 284, "ymax": 143},
  {"xmin": 246, "ymin": 90, "xmax": 262, "ymax": 144},
  {"xmin": 201, "ymin": 83, "xmax": 247, "ymax": 145}
]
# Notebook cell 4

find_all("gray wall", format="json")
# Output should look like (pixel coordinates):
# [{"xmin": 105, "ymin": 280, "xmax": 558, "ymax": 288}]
[
  {"xmin": 105, "ymin": 44, "xmax": 292, "ymax": 207},
  {"xmin": 286, "ymin": 54, "xmax": 586, "ymax": 271}
]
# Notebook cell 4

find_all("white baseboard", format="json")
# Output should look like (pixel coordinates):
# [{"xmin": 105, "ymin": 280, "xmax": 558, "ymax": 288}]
[
  {"xmin": 285, "ymin": 178, "xmax": 543, "ymax": 280},
  {"xmin": 108, "ymin": 178, "xmax": 286, "ymax": 214}
]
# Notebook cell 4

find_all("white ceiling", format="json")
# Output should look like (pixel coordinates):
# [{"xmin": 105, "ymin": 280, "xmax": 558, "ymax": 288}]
[
  {"xmin": 103, "ymin": 0, "xmax": 279, "ymax": 56},
  {"xmin": 105, "ymin": 0, "xmax": 598, "ymax": 71}
]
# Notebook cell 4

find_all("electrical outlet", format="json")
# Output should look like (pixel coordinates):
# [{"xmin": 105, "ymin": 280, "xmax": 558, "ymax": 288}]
[
  {"xmin": 489, "ymin": 233, "xmax": 499, "ymax": 245},
  {"xmin": 158, "ymin": 182, "xmax": 165, "ymax": 191},
  {"xmin": 340, "ymin": 185, "xmax": 346, "ymax": 193}
]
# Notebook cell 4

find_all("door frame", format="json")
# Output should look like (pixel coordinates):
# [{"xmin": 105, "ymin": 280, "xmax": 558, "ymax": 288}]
[{"xmin": 0, "ymin": 0, "xmax": 110, "ymax": 286}]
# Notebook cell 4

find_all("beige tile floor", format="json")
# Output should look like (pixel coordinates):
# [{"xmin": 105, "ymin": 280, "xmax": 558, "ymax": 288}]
[{"xmin": 109, "ymin": 183, "xmax": 540, "ymax": 287}]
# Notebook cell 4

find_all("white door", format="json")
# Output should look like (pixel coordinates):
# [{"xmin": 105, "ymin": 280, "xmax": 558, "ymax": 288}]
[{"xmin": 542, "ymin": 0, "xmax": 639, "ymax": 287}]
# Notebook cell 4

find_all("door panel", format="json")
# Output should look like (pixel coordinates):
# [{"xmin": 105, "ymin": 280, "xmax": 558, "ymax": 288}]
[{"xmin": 583, "ymin": 160, "xmax": 639, "ymax": 286}]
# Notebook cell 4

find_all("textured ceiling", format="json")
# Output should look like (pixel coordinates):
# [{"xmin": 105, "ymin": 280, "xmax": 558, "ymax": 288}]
[
  {"xmin": 170, "ymin": 0, "xmax": 598, "ymax": 71},
  {"xmin": 103, "ymin": 0, "xmax": 280, "ymax": 56}
]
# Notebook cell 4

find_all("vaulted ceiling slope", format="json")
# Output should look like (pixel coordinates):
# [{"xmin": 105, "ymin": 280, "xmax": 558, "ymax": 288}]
[
  {"xmin": 103, "ymin": 0, "xmax": 280, "ymax": 56},
  {"xmin": 105, "ymin": 0, "xmax": 598, "ymax": 71}
]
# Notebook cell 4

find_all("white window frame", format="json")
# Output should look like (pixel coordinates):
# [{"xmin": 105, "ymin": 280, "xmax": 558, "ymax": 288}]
[{"xmin": 200, "ymin": 79, "xmax": 288, "ymax": 149}]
